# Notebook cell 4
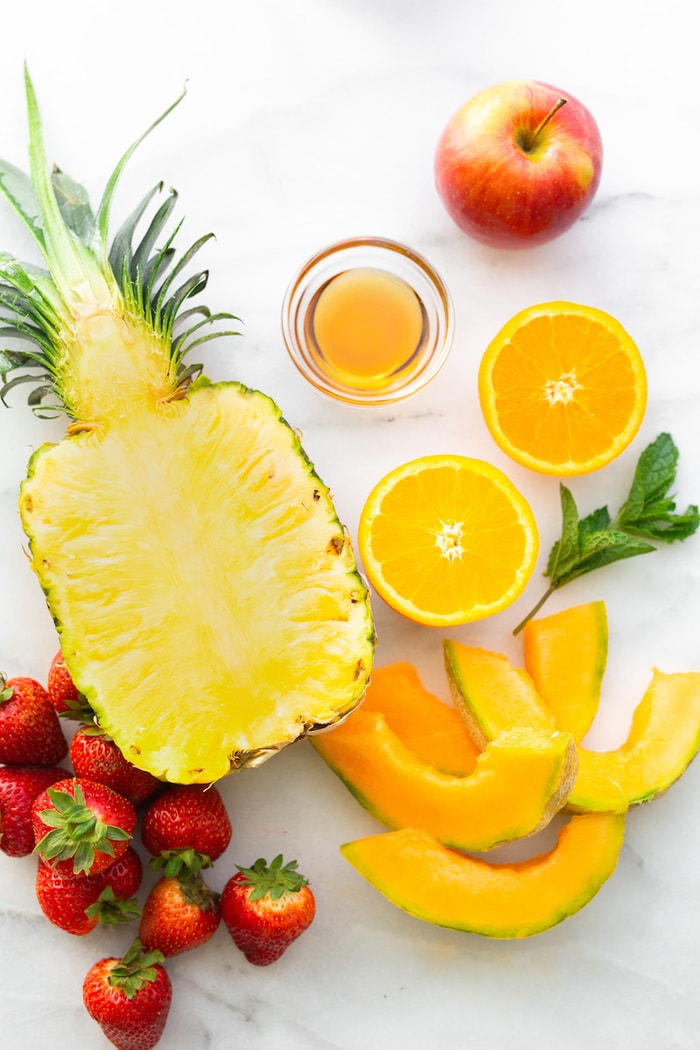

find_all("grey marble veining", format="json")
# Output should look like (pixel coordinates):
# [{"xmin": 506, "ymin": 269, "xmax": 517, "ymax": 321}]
[{"xmin": 1, "ymin": 1, "xmax": 699, "ymax": 1047}]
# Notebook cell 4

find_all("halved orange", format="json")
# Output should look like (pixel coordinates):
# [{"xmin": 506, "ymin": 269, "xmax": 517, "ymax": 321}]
[
  {"xmin": 357, "ymin": 455, "xmax": 539, "ymax": 627},
  {"xmin": 478, "ymin": 301, "xmax": 647, "ymax": 476}
]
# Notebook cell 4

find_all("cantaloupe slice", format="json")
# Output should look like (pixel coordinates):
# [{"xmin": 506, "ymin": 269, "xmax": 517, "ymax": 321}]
[
  {"xmin": 444, "ymin": 640, "xmax": 700, "ymax": 812},
  {"xmin": 312, "ymin": 711, "xmax": 576, "ymax": 851},
  {"xmin": 341, "ymin": 812, "xmax": 625, "ymax": 938},
  {"xmin": 444, "ymin": 643, "xmax": 554, "ymax": 746},
  {"xmin": 523, "ymin": 601, "xmax": 608, "ymax": 741},
  {"xmin": 360, "ymin": 662, "xmax": 479, "ymax": 776}
]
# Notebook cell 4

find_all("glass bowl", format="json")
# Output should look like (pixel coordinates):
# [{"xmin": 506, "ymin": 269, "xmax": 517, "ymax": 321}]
[{"xmin": 281, "ymin": 236, "xmax": 454, "ymax": 406}]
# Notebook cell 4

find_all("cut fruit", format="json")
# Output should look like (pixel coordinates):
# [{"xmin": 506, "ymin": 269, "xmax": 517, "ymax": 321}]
[
  {"xmin": 570, "ymin": 669, "xmax": 700, "ymax": 809},
  {"xmin": 313, "ymin": 713, "xmax": 576, "ymax": 851},
  {"xmin": 444, "ymin": 640, "xmax": 700, "ymax": 811},
  {"xmin": 357, "ymin": 455, "xmax": 539, "ymax": 627},
  {"xmin": 341, "ymin": 812, "xmax": 626, "ymax": 938},
  {"xmin": 478, "ymin": 301, "xmax": 647, "ymax": 476},
  {"xmin": 360, "ymin": 663, "xmax": 478, "ymax": 776},
  {"xmin": 523, "ymin": 601, "xmax": 608, "ymax": 740},
  {"xmin": 0, "ymin": 74, "xmax": 375, "ymax": 784},
  {"xmin": 444, "ymin": 642, "xmax": 555, "ymax": 748},
  {"xmin": 22, "ymin": 389, "xmax": 375, "ymax": 783}
]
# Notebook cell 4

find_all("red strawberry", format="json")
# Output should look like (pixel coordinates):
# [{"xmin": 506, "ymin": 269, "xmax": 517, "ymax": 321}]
[
  {"xmin": 0, "ymin": 673, "xmax": 68, "ymax": 766},
  {"xmin": 139, "ymin": 872, "xmax": 221, "ymax": 957},
  {"xmin": 32, "ymin": 776, "xmax": 137, "ymax": 877},
  {"xmin": 70, "ymin": 726, "xmax": 162, "ymax": 806},
  {"xmin": 36, "ymin": 846, "xmax": 143, "ymax": 935},
  {"xmin": 141, "ymin": 784, "xmax": 231, "ymax": 874},
  {"xmin": 82, "ymin": 939, "xmax": 172, "ymax": 1050},
  {"xmin": 46, "ymin": 649, "xmax": 92, "ymax": 719},
  {"xmin": 220, "ymin": 854, "xmax": 316, "ymax": 966},
  {"xmin": 0, "ymin": 765, "xmax": 68, "ymax": 857}
]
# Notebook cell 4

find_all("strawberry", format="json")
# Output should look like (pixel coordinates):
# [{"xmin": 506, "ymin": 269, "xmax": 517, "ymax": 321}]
[
  {"xmin": 46, "ymin": 649, "xmax": 92, "ymax": 719},
  {"xmin": 32, "ymin": 776, "xmax": 137, "ymax": 877},
  {"xmin": 36, "ymin": 845, "xmax": 143, "ymax": 935},
  {"xmin": 0, "ymin": 672, "xmax": 68, "ymax": 766},
  {"xmin": 82, "ymin": 939, "xmax": 172, "ymax": 1050},
  {"xmin": 70, "ymin": 726, "xmax": 162, "ymax": 806},
  {"xmin": 220, "ymin": 854, "xmax": 316, "ymax": 966},
  {"xmin": 139, "ymin": 872, "xmax": 221, "ymax": 957},
  {"xmin": 0, "ymin": 764, "xmax": 68, "ymax": 857},
  {"xmin": 141, "ymin": 784, "xmax": 232, "ymax": 875}
]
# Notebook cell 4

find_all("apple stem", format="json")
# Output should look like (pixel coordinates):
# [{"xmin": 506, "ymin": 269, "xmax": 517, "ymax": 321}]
[{"xmin": 523, "ymin": 97, "xmax": 568, "ymax": 151}]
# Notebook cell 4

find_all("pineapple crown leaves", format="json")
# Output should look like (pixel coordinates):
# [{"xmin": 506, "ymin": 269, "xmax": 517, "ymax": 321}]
[
  {"xmin": 33, "ymin": 780, "xmax": 131, "ymax": 875},
  {"xmin": 108, "ymin": 939, "xmax": 166, "ymax": 1000},
  {"xmin": 236, "ymin": 854, "xmax": 309, "ymax": 902},
  {"xmin": 0, "ymin": 67, "xmax": 239, "ymax": 416},
  {"xmin": 84, "ymin": 885, "xmax": 142, "ymax": 927}
]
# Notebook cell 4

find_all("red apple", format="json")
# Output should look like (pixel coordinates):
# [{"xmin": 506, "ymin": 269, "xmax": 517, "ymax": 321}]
[{"xmin": 434, "ymin": 80, "xmax": 603, "ymax": 249}]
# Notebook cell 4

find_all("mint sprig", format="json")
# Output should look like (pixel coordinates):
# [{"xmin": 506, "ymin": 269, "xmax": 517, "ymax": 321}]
[{"xmin": 513, "ymin": 434, "xmax": 699, "ymax": 634}]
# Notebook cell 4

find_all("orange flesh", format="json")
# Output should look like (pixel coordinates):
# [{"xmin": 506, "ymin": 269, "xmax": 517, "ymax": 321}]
[
  {"xmin": 362, "ymin": 461, "xmax": 537, "ymax": 621},
  {"xmin": 479, "ymin": 303, "xmax": 647, "ymax": 475},
  {"xmin": 490, "ymin": 314, "xmax": 639, "ymax": 465}
]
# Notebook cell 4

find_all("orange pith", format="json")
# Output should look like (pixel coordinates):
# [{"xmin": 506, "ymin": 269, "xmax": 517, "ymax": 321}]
[
  {"xmin": 357, "ymin": 455, "xmax": 539, "ymax": 627},
  {"xmin": 478, "ymin": 302, "xmax": 647, "ymax": 476}
]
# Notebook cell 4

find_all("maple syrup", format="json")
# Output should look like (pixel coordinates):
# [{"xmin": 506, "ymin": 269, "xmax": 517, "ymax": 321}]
[{"xmin": 282, "ymin": 238, "xmax": 453, "ymax": 406}]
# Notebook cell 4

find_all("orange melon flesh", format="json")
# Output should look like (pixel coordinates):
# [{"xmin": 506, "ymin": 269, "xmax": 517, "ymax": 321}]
[
  {"xmin": 444, "ymin": 640, "xmax": 700, "ymax": 812},
  {"xmin": 360, "ymin": 662, "xmax": 479, "ymax": 776},
  {"xmin": 341, "ymin": 812, "xmax": 626, "ymax": 938},
  {"xmin": 570, "ymin": 669, "xmax": 700, "ymax": 809},
  {"xmin": 312, "ymin": 712, "xmax": 576, "ymax": 851},
  {"xmin": 523, "ymin": 601, "xmax": 608, "ymax": 741},
  {"xmin": 443, "ymin": 642, "xmax": 555, "ymax": 748}
]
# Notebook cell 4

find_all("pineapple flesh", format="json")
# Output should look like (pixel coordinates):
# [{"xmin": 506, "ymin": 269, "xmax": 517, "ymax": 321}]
[{"xmin": 1, "ymin": 71, "xmax": 375, "ymax": 783}]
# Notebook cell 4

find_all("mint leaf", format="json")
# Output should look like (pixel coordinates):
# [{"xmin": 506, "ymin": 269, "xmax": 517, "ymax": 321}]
[
  {"xmin": 553, "ymin": 528, "xmax": 654, "ymax": 587},
  {"xmin": 544, "ymin": 485, "xmax": 581, "ymax": 580},
  {"xmin": 615, "ymin": 432, "xmax": 700, "ymax": 542},
  {"xmin": 513, "ymin": 433, "xmax": 699, "ymax": 635}
]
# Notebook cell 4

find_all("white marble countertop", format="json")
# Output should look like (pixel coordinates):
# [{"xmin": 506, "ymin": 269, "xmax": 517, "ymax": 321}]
[{"xmin": 2, "ymin": 2, "xmax": 699, "ymax": 1047}]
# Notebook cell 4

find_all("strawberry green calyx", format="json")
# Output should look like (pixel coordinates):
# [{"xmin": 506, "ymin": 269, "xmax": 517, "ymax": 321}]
[
  {"xmin": 1, "ymin": 671, "xmax": 13, "ymax": 703},
  {"xmin": 178, "ymin": 870, "xmax": 221, "ymax": 912},
  {"xmin": 57, "ymin": 696, "xmax": 98, "ymax": 723},
  {"xmin": 150, "ymin": 847, "xmax": 213, "ymax": 880},
  {"xmin": 108, "ymin": 940, "xmax": 166, "ymax": 1000},
  {"xmin": 84, "ymin": 885, "xmax": 142, "ymax": 928},
  {"xmin": 236, "ymin": 854, "xmax": 309, "ymax": 902},
  {"xmin": 34, "ymin": 780, "xmax": 132, "ymax": 875}
]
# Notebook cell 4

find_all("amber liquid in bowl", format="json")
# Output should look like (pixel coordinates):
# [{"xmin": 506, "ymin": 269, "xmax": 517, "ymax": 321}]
[
  {"xmin": 282, "ymin": 237, "xmax": 453, "ymax": 405},
  {"xmin": 304, "ymin": 267, "xmax": 427, "ymax": 393}
]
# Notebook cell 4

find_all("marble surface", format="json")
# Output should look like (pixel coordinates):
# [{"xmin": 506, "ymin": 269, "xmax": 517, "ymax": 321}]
[{"xmin": 2, "ymin": 1, "xmax": 700, "ymax": 1047}]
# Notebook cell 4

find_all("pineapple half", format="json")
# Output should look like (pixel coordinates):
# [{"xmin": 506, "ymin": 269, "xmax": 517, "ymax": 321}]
[{"xmin": 0, "ymin": 70, "xmax": 375, "ymax": 783}]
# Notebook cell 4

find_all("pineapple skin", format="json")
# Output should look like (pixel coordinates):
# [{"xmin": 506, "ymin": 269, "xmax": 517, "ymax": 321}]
[
  {"xmin": 0, "ymin": 72, "xmax": 376, "ymax": 784},
  {"xmin": 20, "ymin": 379, "xmax": 376, "ymax": 784}
]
